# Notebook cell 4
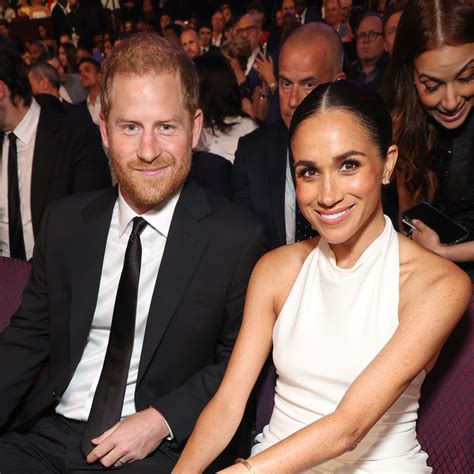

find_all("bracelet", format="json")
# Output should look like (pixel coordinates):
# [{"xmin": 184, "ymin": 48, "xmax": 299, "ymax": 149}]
[{"xmin": 235, "ymin": 457, "xmax": 256, "ymax": 473}]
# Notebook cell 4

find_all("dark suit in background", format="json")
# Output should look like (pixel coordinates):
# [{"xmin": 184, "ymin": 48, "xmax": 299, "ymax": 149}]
[{"xmin": 233, "ymin": 120, "xmax": 289, "ymax": 250}]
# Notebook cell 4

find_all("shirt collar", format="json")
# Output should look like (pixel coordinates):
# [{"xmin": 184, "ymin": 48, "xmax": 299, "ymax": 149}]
[
  {"xmin": 12, "ymin": 98, "xmax": 41, "ymax": 145},
  {"xmin": 117, "ymin": 186, "xmax": 182, "ymax": 238}
]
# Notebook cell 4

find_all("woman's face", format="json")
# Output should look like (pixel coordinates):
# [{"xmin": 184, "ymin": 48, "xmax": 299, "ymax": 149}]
[
  {"xmin": 59, "ymin": 46, "xmax": 67, "ymax": 66},
  {"xmin": 293, "ymin": 109, "xmax": 397, "ymax": 249},
  {"xmin": 414, "ymin": 43, "xmax": 474, "ymax": 129}
]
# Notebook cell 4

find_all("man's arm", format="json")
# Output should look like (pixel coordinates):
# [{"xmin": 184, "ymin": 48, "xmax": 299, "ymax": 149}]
[
  {"xmin": 0, "ymin": 204, "xmax": 52, "ymax": 428},
  {"xmin": 153, "ymin": 223, "xmax": 267, "ymax": 444}
]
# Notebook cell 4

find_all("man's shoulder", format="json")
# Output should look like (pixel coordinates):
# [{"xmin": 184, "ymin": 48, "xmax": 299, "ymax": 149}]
[
  {"xmin": 183, "ymin": 180, "xmax": 262, "ymax": 231},
  {"xmin": 238, "ymin": 120, "xmax": 286, "ymax": 147}
]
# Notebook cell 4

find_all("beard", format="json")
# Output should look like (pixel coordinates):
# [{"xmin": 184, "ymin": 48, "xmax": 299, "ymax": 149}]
[{"xmin": 111, "ymin": 150, "xmax": 192, "ymax": 212}]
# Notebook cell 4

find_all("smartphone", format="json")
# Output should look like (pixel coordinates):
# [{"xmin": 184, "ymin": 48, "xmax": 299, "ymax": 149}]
[
  {"xmin": 260, "ymin": 42, "xmax": 267, "ymax": 57},
  {"xmin": 402, "ymin": 202, "xmax": 469, "ymax": 245}
]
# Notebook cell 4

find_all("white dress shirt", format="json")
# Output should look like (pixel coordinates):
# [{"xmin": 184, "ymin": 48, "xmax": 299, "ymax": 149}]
[
  {"xmin": 56, "ymin": 187, "xmax": 181, "ymax": 434},
  {"xmin": 86, "ymin": 94, "xmax": 101, "ymax": 126},
  {"xmin": 0, "ymin": 98, "xmax": 41, "ymax": 260},
  {"xmin": 284, "ymin": 149, "xmax": 296, "ymax": 244}
]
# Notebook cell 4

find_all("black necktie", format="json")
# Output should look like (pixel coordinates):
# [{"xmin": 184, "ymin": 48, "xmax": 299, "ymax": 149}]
[
  {"xmin": 7, "ymin": 133, "xmax": 26, "ymax": 260},
  {"xmin": 80, "ymin": 216, "xmax": 148, "ymax": 457}
]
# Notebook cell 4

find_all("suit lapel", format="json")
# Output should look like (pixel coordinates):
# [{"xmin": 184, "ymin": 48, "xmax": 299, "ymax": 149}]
[
  {"xmin": 268, "ymin": 121, "xmax": 289, "ymax": 246},
  {"xmin": 69, "ymin": 188, "xmax": 117, "ymax": 370},
  {"xmin": 30, "ymin": 106, "xmax": 62, "ymax": 236},
  {"xmin": 137, "ymin": 181, "xmax": 212, "ymax": 385}
]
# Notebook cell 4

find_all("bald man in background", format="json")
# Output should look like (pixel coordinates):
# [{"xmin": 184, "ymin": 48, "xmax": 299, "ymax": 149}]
[{"xmin": 232, "ymin": 22, "xmax": 345, "ymax": 250}]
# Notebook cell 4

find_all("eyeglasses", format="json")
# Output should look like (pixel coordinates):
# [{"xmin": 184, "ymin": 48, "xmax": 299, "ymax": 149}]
[
  {"xmin": 356, "ymin": 31, "xmax": 383, "ymax": 42},
  {"xmin": 235, "ymin": 25, "xmax": 258, "ymax": 35}
]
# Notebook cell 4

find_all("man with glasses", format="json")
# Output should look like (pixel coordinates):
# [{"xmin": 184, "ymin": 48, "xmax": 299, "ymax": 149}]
[{"xmin": 348, "ymin": 12, "xmax": 388, "ymax": 91}]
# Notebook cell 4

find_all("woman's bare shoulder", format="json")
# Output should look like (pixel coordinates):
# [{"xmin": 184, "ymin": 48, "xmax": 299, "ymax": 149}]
[
  {"xmin": 250, "ymin": 237, "xmax": 320, "ymax": 310},
  {"xmin": 398, "ymin": 233, "xmax": 472, "ymax": 309}
]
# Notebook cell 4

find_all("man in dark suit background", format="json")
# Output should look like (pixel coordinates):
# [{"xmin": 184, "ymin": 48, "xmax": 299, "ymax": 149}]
[
  {"xmin": 0, "ymin": 31, "xmax": 265, "ymax": 472},
  {"xmin": 232, "ymin": 22, "xmax": 345, "ymax": 249},
  {"xmin": 0, "ymin": 41, "xmax": 111, "ymax": 260}
]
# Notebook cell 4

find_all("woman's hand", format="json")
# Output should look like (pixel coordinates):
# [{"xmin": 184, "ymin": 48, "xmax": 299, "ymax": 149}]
[
  {"xmin": 411, "ymin": 219, "xmax": 446, "ymax": 257},
  {"xmin": 253, "ymin": 53, "xmax": 276, "ymax": 91}
]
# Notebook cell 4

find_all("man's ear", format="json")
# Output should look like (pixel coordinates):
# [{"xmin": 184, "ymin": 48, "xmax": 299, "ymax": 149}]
[
  {"xmin": 191, "ymin": 108, "xmax": 203, "ymax": 149},
  {"xmin": 0, "ymin": 80, "xmax": 7, "ymax": 101},
  {"xmin": 99, "ymin": 112, "xmax": 109, "ymax": 148}
]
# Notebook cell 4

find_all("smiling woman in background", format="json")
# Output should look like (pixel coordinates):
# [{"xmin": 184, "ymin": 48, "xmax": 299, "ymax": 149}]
[
  {"xmin": 389, "ymin": 0, "xmax": 474, "ymax": 278},
  {"xmin": 173, "ymin": 81, "xmax": 471, "ymax": 473}
]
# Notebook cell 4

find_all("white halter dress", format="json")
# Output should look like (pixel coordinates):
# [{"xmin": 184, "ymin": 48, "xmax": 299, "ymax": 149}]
[{"xmin": 252, "ymin": 217, "xmax": 431, "ymax": 472}]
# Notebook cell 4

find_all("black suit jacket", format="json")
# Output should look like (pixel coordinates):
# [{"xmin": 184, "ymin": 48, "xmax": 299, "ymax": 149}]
[
  {"xmin": 29, "ymin": 97, "xmax": 111, "ymax": 238},
  {"xmin": 0, "ymin": 181, "xmax": 266, "ymax": 460},
  {"xmin": 232, "ymin": 120, "xmax": 289, "ymax": 249}
]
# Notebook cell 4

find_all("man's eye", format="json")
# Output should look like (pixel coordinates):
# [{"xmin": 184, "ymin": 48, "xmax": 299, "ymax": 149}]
[
  {"xmin": 160, "ymin": 124, "xmax": 173, "ymax": 132},
  {"xmin": 306, "ymin": 81, "xmax": 317, "ymax": 89},
  {"xmin": 123, "ymin": 124, "xmax": 138, "ymax": 133}
]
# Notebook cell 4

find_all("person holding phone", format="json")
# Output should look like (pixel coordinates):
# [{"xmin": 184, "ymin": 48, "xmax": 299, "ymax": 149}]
[
  {"xmin": 173, "ymin": 81, "xmax": 471, "ymax": 473},
  {"xmin": 388, "ymin": 0, "xmax": 474, "ymax": 278}
]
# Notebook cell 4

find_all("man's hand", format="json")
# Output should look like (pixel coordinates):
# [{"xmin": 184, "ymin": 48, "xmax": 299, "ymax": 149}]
[{"xmin": 86, "ymin": 407, "xmax": 170, "ymax": 467}]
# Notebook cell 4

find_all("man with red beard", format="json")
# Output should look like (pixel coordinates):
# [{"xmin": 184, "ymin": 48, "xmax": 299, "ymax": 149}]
[{"xmin": 0, "ymin": 32, "xmax": 265, "ymax": 473}]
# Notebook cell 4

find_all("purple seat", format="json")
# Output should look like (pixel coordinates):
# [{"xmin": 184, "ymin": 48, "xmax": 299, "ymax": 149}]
[
  {"xmin": 0, "ymin": 256, "xmax": 31, "ymax": 333},
  {"xmin": 417, "ymin": 290, "xmax": 474, "ymax": 473},
  {"xmin": 256, "ymin": 291, "xmax": 474, "ymax": 472}
]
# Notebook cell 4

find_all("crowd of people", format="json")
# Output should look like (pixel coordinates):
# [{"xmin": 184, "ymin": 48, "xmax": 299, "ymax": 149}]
[{"xmin": 0, "ymin": 0, "xmax": 472, "ymax": 472}]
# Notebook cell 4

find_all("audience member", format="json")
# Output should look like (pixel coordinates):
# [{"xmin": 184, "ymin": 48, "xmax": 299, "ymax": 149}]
[
  {"xmin": 175, "ymin": 79, "xmax": 471, "ymax": 474},
  {"xmin": 195, "ymin": 54, "xmax": 258, "ymax": 164},
  {"xmin": 51, "ymin": 0, "xmax": 71, "ymax": 43},
  {"xmin": 0, "ymin": 31, "xmax": 265, "ymax": 472},
  {"xmin": 43, "ymin": 52, "xmax": 87, "ymax": 103},
  {"xmin": 59, "ymin": 42, "xmax": 79, "ymax": 73},
  {"xmin": 211, "ymin": 9, "xmax": 225, "ymax": 47},
  {"xmin": 198, "ymin": 22, "xmax": 212, "ymax": 53},
  {"xmin": 382, "ymin": 0, "xmax": 404, "ymax": 56},
  {"xmin": 294, "ymin": 0, "xmax": 321, "ymax": 24},
  {"xmin": 78, "ymin": 57, "xmax": 101, "ymax": 125},
  {"xmin": 28, "ymin": 40, "xmax": 48, "ymax": 63},
  {"xmin": 220, "ymin": 2, "xmax": 232, "ymax": 24},
  {"xmin": 0, "ymin": 0, "xmax": 15, "ymax": 21},
  {"xmin": 16, "ymin": 0, "xmax": 32, "ymax": 18},
  {"xmin": 180, "ymin": 27, "xmax": 201, "ymax": 60},
  {"xmin": 348, "ymin": 12, "xmax": 388, "ymax": 91},
  {"xmin": 233, "ymin": 22, "xmax": 345, "ymax": 249},
  {"xmin": 389, "ymin": 0, "xmax": 474, "ymax": 279},
  {"xmin": 0, "ymin": 42, "xmax": 110, "ymax": 260},
  {"xmin": 324, "ymin": 0, "xmax": 348, "ymax": 39},
  {"xmin": 30, "ymin": 0, "xmax": 50, "ymax": 19},
  {"xmin": 28, "ymin": 60, "xmax": 62, "ymax": 98},
  {"xmin": 281, "ymin": 0, "xmax": 296, "ymax": 16}
]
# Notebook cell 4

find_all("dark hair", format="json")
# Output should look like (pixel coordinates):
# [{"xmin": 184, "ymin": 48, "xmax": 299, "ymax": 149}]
[
  {"xmin": 289, "ymin": 80, "xmax": 392, "ymax": 159},
  {"xmin": 194, "ymin": 54, "xmax": 245, "ymax": 133},
  {"xmin": 60, "ymin": 41, "xmax": 79, "ymax": 73},
  {"xmin": 78, "ymin": 57, "xmax": 101, "ymax": 72},
  {"xmin": 388, "ymin": 0, "xmax": 474, "ymax": 203},
  {"xmin": 382, "ymin": 0, "xmax": 405, "ymax": 30},
  {"xmin": 0, "ymin": 39, "xmax": 32, "ymax": 106}
]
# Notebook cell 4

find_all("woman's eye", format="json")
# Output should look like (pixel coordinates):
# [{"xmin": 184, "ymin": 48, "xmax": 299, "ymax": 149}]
[
  {"xmin": 297, "ymin": 167, "xmax": 318, "ymax": 178},
  {"xmin": 421, "ymin": 80, "xmax": 440, "ymax": 93},
  {"xmin": 340, "ymin": 160, "xmax": 359, "ymax": 172},
  {"xmin": 458, "ymin": 72, "xmax": 474, "ymax": 84}
]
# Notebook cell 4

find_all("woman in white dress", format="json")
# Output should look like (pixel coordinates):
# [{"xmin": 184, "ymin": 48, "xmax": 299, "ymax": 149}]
[{"xmin": 173, "ymin": 81, "xmax": 471, "ymax": 473}]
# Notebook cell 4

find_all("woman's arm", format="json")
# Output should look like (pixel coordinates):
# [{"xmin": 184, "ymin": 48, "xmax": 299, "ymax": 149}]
[
  {"xmin": 172, "ymin": 252, "xmax": 282, "ymax": 473},
  {"xmin": 411, "ymin": 219, "xmax": 474, "ymax": 262},
  {"xmin": 220, "ymin": 256, "xmax": 472, "ymax": 473}
]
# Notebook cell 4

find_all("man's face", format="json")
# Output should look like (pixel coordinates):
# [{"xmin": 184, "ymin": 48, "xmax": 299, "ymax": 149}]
[
  {"xmin": 79, "ymin": 61, "xmax": 100, "ymax": 90},
  {"xmin": 234, "ymin": 15, "xmax": 261, "ymax": 51},
  {"xmin": 324, "ymin": 0, "xmax": 341, "ymax": 27},
  {"xmin": 340, "ymin": 0, "xmax": 352, "ymax": 22},
  {"xmin": 356, "ymin": 16, "xmax": 384, "ymax": 64},
  {"xmin": 384, "ymin": 11, "xmax": 402, "ymax": 56},
  {"xmin": 100, "ymin": 73, "xmax": 202, "ymax": 214},
  {"xmin": 282, "ymin": 0, "xmax": 296, "ymax": 15},
  {"xmin": 279, "ymin": 41, "xmax": 337, "ymax": 129},
  {"xmin": 212, "ymin": 11, "xmax": 224, "ymax": 33},
  {"xmin": 28, "ymin": 43, "xmax": 45, "ymax": 63},
  {"xmin": 180, "ymin": 30, "xmax": 201, "ymax": 59},
  {"xmin": 199, "ymin": 27, "xmax": 212, "ymax": 48}
]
